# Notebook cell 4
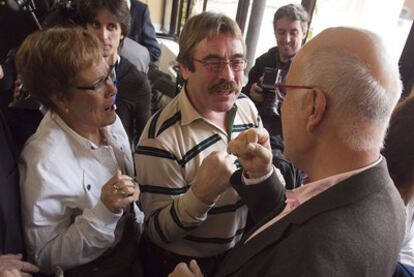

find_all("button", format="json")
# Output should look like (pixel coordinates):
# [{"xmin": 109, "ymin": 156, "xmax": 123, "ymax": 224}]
[{"xmin": 86, "ymin": 184, "xmax": 91, "ymax": 190}]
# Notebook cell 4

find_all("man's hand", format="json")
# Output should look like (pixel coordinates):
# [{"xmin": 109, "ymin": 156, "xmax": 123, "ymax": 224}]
[
  {"xmin": 0, "ymin": 254, "xmax": 39, "ymax": 277},
  {"xmin": 100, "ymin": 170, "xmax": 140, "ymax": 213},
  {"xmin": 228, "ymin": 128, "xmax": 272, "ymax": 179},
  {"xmin": 191, "ymin": 151, "xmax": 237, "ymax": 204},
  {"xmin": 168, "ymin": 260, "xmax": 204, "ymax": 277},
  {"xmin": 249, "ymin": 82, "xmax": 264, "ymax": 102}
]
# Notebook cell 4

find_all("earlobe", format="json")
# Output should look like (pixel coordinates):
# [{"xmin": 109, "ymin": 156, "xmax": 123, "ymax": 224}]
[{"xmin": 306, "ymin": 88, "xmax": 326, "ymax": 132}]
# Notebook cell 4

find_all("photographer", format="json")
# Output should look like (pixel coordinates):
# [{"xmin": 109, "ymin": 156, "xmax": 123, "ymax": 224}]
[{"xmin": 242, "ymin": 4, "xmax": 309, "ymax": 188}]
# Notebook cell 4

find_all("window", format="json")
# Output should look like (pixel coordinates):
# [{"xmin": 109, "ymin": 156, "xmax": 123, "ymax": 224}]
[{"xmin": 310, "ymin": 0, "xmax": 413, "ymax": 60}]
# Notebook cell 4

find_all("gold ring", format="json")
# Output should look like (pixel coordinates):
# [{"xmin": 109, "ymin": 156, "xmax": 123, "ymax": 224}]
[{"xmin": 113, "ymin": 183, "xmax": 120, "ymax": 190}]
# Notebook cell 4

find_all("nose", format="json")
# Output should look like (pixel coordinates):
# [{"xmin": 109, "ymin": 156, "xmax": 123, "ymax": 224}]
[
  {"xmin": 285, "ymin": 33, "xmax": 291, "ymax": 44},
  {"xmin": 105, "ymin": 81, "xmax": 117, "ymax": 98},
  {"xmin": 98, "ymin": 27, "xmax": 109, "ymax": 41},
  {"xmin": 218, "ymin": 62, "xmax": 235, "ymax": 81}
]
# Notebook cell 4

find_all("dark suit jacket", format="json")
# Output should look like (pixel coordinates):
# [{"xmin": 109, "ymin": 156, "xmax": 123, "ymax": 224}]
[
  {"xmin": 216, "ymin": 160, "xmax": 405, "ymax": 277},
  {"xmin": 0, "ymin": 110, "xmax": 25, "ymax": 255},
  {"xmin": 129, "ymin": 0, "xmax": 161, "ymax": 62},
  {"xmin": 116, "ymin": 57, "xmax": 151, "ymax": 146}
]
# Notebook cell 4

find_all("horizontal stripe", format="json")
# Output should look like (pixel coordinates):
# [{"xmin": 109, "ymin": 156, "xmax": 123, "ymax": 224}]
[
  {"xmin": 137, "ymin": 135, "xmax": 221, "ymax": 168},
  {"xmin": 184, "ymin": 228, "xmax": 245, "ymax": 244},
  {"xmin": 140, "ymin": 185, "xmax": 189, "ymax": 195},
  {"xmin": 232, "ymin": 123, "xmax": 257, "ymax": 133},
  {"xmin": 136, "ymin": 146, "xmax": 177, "ymax": 160},
  {"xmin": 157, "ymin": 111, "xmax": 181, "ymax": 137},
  {"xmin": 208, "ymin": 200, "xmax": 245, "ymax": 215},
  {"xmin": 170, "ymin": 203, "xmax": 198, "ymax": 231},
  {"xmin": 179, "ymin": 134, "xmax": 221, "ymax": 167}
]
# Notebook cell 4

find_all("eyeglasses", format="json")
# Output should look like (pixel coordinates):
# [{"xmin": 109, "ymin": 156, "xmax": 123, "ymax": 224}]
[
  {"xmin": 192, "ymin": 58, "xmax": 247, "ymax": 73},
  {"xmin": 274, "ymin": 83, "xmax": 313, "ymax": 102},
  {"xmin": 275, "ymin": 83, "xmax": 313, "ymax": 93},
  {"xmin": 75, "ymin": 72, "xmax": 114, "ymax": 92}
]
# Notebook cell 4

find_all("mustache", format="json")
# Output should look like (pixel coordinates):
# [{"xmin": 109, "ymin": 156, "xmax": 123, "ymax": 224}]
[{"xmin": 208, "ymin": 81, "xmax": 239, "ymax": 94}]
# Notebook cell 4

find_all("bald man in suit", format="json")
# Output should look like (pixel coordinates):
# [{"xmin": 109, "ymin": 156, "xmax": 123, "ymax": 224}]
[{"xmin": 170, "ymin": 27, "xmax": 405, "ymax": 277}]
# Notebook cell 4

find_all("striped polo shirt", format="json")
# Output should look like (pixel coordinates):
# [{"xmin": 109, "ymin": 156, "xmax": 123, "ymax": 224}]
[{"xmin": 135, "ymin": 89, "xmax": 261, "ymax": 257}]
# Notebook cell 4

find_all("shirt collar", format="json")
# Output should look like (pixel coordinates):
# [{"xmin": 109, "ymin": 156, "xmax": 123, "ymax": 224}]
[
  {"xmin": 50, "ymin": 111, "xmax": 108, "ymax": 150},
  {"xmin": 178, "ymin": 87, "xmax": 238, "ymax": 136},
  {"xmin": 289, "ymin": 156, "xmax": 383, "ymax": 205}
]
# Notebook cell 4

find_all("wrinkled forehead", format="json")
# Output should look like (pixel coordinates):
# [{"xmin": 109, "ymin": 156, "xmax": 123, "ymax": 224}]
[
  {"xmin": 194, "ymin": 34, "xmax": 245, "ymax": 59},
  {"xmin": 299, "ymin": 28, "xmax": 399, "ymax": 91}
]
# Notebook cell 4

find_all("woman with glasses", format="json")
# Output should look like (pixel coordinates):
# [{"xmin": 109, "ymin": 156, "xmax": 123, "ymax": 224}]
[{"xmin": 16, "ymin": 27, "xmax": 143, "ymax": 276}]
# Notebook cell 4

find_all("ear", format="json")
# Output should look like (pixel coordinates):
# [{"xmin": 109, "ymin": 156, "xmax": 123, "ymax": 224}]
[
  {"xmin": 49, "ymin": 93, "xmax": 68, "ymax": 112},
  {"xmin": 179, "ymin": 63, "xmax": 191, "ymax": 81},
  {"xmin": 306, "ymin": 88, "xmax": 326, "ymax": 132}
]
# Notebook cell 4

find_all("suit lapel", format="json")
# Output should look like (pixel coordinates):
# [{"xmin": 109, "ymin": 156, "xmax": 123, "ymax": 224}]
[{"xmin": 218, "ymin": 160, "xmax": 391, "ymax": 276}]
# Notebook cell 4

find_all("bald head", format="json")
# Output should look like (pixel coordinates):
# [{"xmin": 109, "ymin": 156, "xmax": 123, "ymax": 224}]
[
  {"xmin": 287, "ymin": 27, "xmax": 402, "ymax": 151},
  {"xmin": 296, "ymin": 27, "xmax": 400, "ymax": 94}
]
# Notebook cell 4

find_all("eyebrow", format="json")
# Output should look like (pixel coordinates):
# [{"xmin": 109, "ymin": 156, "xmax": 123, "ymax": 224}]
[{"xmin": 201, "ymin": 53, "xmax": 245, "ymax": 60}]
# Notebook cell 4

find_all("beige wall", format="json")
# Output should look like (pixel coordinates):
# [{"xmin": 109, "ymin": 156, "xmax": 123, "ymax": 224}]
[{"xmin": 139, "ymin": 0, "xmax": 163, "ymax": 28}]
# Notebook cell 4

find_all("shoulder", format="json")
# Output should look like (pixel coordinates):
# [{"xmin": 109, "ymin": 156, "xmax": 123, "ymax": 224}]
[
  {"xmin": 118, "ymin": 57, "xmax": 150, "ymax": 84},
  {"xmin": 235, "ymin": 93, "xmax": 260, "ymax": 118},
  {"xmin": 139, "ymin": 96, "xmax": 180, "ymax": 141}
]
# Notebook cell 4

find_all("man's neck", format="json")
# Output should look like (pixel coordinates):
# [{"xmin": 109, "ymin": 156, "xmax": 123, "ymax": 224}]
[
  {"xmin": 304, "ymin": 145, "xmax": 380, "ymax": 183},
  {"xmin": 105, "ymin": 52, "xmax": 118, "ymax": 67}
]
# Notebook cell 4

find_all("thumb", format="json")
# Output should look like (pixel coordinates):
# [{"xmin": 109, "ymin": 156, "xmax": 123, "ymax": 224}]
[{"xmin": 189, "ymin": 259, "xmax": 204, "ymax": 276}]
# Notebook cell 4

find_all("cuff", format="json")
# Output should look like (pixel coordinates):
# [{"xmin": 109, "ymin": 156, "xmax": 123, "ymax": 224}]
[
  {"xmin": 178, "ymin": 188, "xmax": 214, "ymax": 221},
  {"xmin": 84, "ymin": 199, "xmax": 123, "ymax": 229}
]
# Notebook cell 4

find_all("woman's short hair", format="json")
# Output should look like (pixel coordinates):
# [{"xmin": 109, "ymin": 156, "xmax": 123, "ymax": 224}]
[
  {"xmin": 177, "ymin": 12, "xmax": 245, "ymax": 72},
  {"xmin": 15, "ymin": 27, "xmax": 102, "ymax": 110}
]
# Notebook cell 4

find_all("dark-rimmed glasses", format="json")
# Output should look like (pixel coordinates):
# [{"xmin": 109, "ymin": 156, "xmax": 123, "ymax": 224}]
[
  {"xmin": 75, "ymin": 72, "xmax": 114, "ymax": 92},
  {"xmin": 192, "ymin": 58, "xmax": 247, "ymax": 73},
  {"xmin": 274, "ymin": 83, "xmax": 313, "ymax": 97}
]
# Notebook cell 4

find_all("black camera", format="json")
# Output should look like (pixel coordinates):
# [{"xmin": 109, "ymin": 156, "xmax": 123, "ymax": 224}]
[
  {"xmin": 260, "ymin": 67, "xmax": 284, "ymax": 117},
  {"xmin": 262, "ymin": 67, "xmax": 281, "ymax": 91}
]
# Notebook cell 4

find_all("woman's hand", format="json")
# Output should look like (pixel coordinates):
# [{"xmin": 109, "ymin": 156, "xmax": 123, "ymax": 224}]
[
  {"xmin": 0, "ymin": 254, "xmax": 39, "ymax": 277},
  {"xmin": 100, "ymin": 170, "xmax": 140, "ymax": 213}
]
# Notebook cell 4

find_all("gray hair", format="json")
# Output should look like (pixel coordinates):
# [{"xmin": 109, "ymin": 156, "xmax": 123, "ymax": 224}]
[
  {"xmin": 299, "ymin": 47, "xmax": 402, "ymax": 151},
  {"xmin": 273, "ymin": 4, "xmax": 309, "ymax": 33}
]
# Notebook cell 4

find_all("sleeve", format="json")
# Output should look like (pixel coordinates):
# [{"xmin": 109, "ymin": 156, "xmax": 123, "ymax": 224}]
[
  {"xmin": 19, "ymin": 156, "xmax": 122, "ymax": 274},
  {"xmin": 230, "ymin": 168, "xmax": 286, "ymax": 224},
  {"xmin": 140, "ymin": 5, "xmax": 161, "ymax": 62},
  {"xmin": 135, "ymin": 133, "xmax": 213, "ymax": 245}
]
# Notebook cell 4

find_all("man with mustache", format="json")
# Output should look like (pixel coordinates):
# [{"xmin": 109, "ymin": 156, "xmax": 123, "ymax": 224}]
[{"xmin": 135, "ymin": 12, "xmax": 263, "ymax": 277}]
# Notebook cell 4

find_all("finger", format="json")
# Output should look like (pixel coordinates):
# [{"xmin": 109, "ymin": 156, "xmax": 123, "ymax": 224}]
[
  {"xmin": 245, "ymin": 142, "xmax": 271, "ymax": 160},
  {"xmin": 20, "ymin": 261, "xmax": 39, "ymax": 273},
  {"xmin": 189, "ymin": 260, "xmax": 203, "ymax": 276},
  {"xmin": 119, "ymin": 186, "xmax": 135, "ymax": 197},
  {"xmin": 255, "ymin": 128, "xmax": 271, "ymax": 150}
]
